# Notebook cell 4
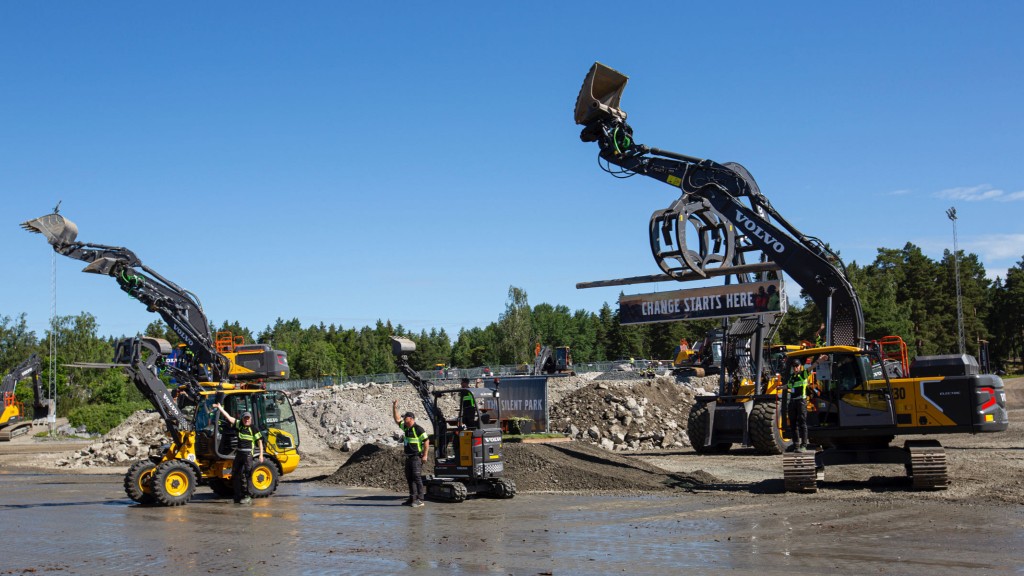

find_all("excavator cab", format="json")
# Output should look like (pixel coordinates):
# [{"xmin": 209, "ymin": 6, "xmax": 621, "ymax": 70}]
[{"xmin": 788, "ymin": 347, "xmax": 896, "ymax": 430}]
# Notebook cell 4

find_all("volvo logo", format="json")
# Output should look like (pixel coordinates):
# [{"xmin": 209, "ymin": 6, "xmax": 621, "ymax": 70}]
[{"xmin": 735, "ymin": 211, "xmax": 786, "ymax": 254}]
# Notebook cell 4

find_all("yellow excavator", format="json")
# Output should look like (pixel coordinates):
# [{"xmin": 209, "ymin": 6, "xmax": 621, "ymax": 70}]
[
  {"xmin": 574, "ymin": 62, "xmax": 1009, "ymax": 491},
  {"xmin": 0, "ymin": 354, "xmax": 46, "ymax": 441}
]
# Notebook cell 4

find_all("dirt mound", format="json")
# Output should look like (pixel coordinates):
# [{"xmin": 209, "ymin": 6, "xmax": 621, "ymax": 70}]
[
  {"xmin": 320, "ymin": 440, "xmax": 719, "ymax": 494},
  {"xmin": 322, "ymin": 444, "xmax": 416, "ymax": 492}
]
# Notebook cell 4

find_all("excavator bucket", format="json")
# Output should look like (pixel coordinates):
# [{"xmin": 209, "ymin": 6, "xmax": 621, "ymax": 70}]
[
  {"xmin": 574, "ymin": 62, "xmax": 629, "ymax": 125},
  {"xmin": 390, "ymin": 337, "xmax": 416, "ymax": 357},
  {"xmin": 20, "ymin": 213, "xmax": 78, "ymax": 246}
]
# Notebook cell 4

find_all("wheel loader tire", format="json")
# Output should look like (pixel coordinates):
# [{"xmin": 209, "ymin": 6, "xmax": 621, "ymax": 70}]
[
  {"xmin": 749, "ymin": 400, "xmax": 785, "ymax": 455},
  {"xmin": 249, "ymin": 460, "xmax": 280, "ymax": 498},
  {"xmin": 124, "ymin": 460, "xmax": 158, "ymax": 505},
  {"xmin": 686, "ymin": 403, "xmax": 732, "ymax": 454},
  {"xmin": 209, "ymin": 478, "xmax": 235, "ymax": 498},
  {"xmin": 152, "ymin": 460, "xmax": 197, "ymax": 506}
]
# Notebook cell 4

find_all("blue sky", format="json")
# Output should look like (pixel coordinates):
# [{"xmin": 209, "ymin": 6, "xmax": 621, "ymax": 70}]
[{"xmin": 2, "ymin": 2, "xmax": 1022, "ymax": 340}]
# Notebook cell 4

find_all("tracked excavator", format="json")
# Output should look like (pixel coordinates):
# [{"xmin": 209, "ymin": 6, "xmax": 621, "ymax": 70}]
[
  {"xmin": 22, "ymin": 212, "xmax": 300, "ymax": 505},
  {"xmin": 391, "ymin": 337, "xmax": 515, "ymax": 502},
  {"xmin": 0, "ymin": 354, "xmax": 46, "ymax": 440},
  {"xmin": 574, "ymin": 62, "xmax": 1009, "ymax": 491}
]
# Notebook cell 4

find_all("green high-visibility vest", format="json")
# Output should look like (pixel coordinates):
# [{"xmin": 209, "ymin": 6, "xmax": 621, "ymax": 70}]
[
  {"xmin": 788, "ymin": 370, "xmax": 809, "ymax": 398},
  {"xmin": 400, "ymin": 423, "xmax": 428, "ymax": 455},
  {"xmin": 235, "ymin": 421, "xmax": 263, "ymax": 451}
]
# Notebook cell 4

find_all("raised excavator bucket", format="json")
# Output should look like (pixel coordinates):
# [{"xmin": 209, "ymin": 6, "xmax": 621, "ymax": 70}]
[
  {"xmin": 20, "ymin": 212, "xmax": 78, "ymax": 246},
  {"xmin": 391, "ymin": 337, "xmax": 416, "ymax": 356},
  {"xmin": 574, "ymin": 62, "xmax": 629, "ymax": 125}
]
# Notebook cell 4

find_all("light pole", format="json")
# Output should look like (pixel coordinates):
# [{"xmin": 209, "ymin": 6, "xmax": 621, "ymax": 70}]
[{"xmin": 946, "ymin": 207, "xmax": 965, "ymax": 356}]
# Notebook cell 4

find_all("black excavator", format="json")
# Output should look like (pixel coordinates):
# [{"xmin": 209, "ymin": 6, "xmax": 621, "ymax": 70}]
[
  {"xmin": 22, "ymin": 212, "xmax": 300, "ymax": 505},
  {"xmin": 575, "ymin": 62, "xmax": 1009, "ymax": 492},
  {"xmin": 391, "ymin": 337, "xmax": 516, "ymax": 502},
  {"xmin": 0, "ymin": 354, "xmax": 46, "ymax": 440}
]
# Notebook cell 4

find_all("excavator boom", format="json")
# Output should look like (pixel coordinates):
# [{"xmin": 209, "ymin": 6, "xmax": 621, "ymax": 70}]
[{"xmin": 575, "ymin": 62, "xmax": 865, "ymax": 347}]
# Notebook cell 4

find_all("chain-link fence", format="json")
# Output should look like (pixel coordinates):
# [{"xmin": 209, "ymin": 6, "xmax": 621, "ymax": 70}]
[{"xmin": 266, "ymin": 360, "xmax": 662, "ymax": 392}]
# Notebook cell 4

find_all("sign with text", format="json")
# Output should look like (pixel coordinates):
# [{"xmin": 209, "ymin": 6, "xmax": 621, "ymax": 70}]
[
  {"xmin": 619, "ymin": 281, "xmax": 784, "ymax": 325},
  {"xmin": 476, "ymin": 376, "xmax": 549, "ymax": 432}
]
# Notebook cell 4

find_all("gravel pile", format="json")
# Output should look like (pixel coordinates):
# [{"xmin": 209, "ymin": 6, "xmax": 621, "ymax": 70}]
[
  {"xmin": 55, "ymin": 411, "xmax": 165, "ymax": 468},
  {"xmin": 321, "ymin": 440, "xmax": 720, "ymax": 494},
  {"xmin": 549, "ymin": 374, "xmax": 718, "ymax": 451}
]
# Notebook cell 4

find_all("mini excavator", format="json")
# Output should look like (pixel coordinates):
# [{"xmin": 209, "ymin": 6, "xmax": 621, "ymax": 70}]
[
  {"xmin": 0, "ymin": 354, "xmax": 46, "ymax": 440},
  {"xmin": 574, "ymin": 62, "xmax": 1009, "ymax": 492},
  {"xmin": 22, "ymin": 212, "xmax": 300, "ymax": 505},
  {"xmin": 391, "ymin": 337, "xmax": 515, "ymax": 502}
]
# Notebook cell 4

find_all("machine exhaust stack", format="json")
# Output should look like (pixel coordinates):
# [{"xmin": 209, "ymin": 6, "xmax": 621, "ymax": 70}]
[
  {"xmin": 574, "ymin": 62, "xmax": 629, "ymax": 125},
  {"xmin": 20, "ymin": 213, "xmax": 79, "ymax": 246}
]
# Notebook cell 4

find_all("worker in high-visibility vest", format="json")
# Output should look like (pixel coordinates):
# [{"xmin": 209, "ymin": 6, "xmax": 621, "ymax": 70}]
[
  {"xmin": 786, "ymin": 359, "xmax": 810, "ymax": 453},
  {"xmin": 393, "ymin": 399, "xmax": 430, "ymax": 507}
]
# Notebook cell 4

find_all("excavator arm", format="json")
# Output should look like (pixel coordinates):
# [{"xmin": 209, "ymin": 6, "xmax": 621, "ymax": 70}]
[
  {"xmin": 113, "ymin": 337, "xmax": 196, "ymax": 436},
  {"xmin": 390, "ymin": 337, "xmax": 444, "ymax": 426},
  {"xmin": 22, "ymin": 213, "xmax": 231, "ymax": 381},
  {"xmin": 575, "ymin": 63, "xmax": 865, "ymax": 347},
  {"xmin": 1, "ymin": 354, "xmax": 46, "ymax": 416}
]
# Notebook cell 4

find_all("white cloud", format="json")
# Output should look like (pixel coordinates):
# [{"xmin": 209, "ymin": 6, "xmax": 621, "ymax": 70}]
[
  {"xmin": 886, "ymin": 189, "xmax": 912, "ymax": 196},
  {"xmin": 935, "ymin": 184, "xmax": 1024, "ymax": 202},
  {"xmin": 963, "ymin": 234, "xmax": 1024, "ymax": 261},
  {"xmin": 986, "ymin": 267, "xmax": 1009, "ymax": 281}
]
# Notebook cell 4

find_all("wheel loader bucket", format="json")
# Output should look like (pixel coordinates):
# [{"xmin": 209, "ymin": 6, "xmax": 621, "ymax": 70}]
[
  {"xmin": 574, "ymin": 62, "xmax": 629, "ymax": 125},
  {"xmin": 20, "ymin": 213, "xmax": 79, "ymax": 246},
  {"xmin": 390, "ymin": 337, "xmax": 416, "ymax": 357}
]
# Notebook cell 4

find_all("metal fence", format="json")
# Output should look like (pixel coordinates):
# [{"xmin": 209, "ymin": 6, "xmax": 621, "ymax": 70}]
[{"xmin": 266, "ymin": 360, "xmax": 664, "ymax": 393}]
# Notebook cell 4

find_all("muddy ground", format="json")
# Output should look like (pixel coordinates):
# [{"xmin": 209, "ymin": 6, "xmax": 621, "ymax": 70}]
[{"xmin": 0, "ymin": 376, "xmax": 1021, "ymax": 574}]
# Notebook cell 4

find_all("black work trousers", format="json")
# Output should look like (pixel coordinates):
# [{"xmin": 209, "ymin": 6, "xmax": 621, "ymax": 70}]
[
  {"xmin": 404, "ymin": 454, "xmax": 425, "ymax": 502},
  {"xmin": 788, "ymin": 397, "xmax": 808, "ymax": 446},
  {"xmin": 232, "ymin": 450, "xmax": 254, "ymax": 502}
]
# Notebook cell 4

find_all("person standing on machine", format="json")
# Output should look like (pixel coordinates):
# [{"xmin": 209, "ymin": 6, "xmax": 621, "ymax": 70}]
[
  {"xmin": 786, "ymin": 359, "xmax": 810, "ymax": 452},
  {"xmin": 393, "ymin": 399, "xmax": 429, "ymax": 507},
  {"xmin": 212, "ymin": 403, "xmax": 264, "ymax": 504}
]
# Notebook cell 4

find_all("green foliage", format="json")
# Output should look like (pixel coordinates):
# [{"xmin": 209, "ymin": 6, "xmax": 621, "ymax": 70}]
[
  {"xmin": 68, "ymin": 401, "xmax": 150, "ymax": 434},
  {"xmin": 497, "ymin": 286, "xmax": 532, "ymax": 365}
]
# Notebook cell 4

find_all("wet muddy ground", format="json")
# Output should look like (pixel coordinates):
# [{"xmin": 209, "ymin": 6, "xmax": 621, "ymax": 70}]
[
  {"xmin": 1, "ymin": 377, "xmax": 1021, "ymax": 574},
  {"xmin": 0, "ymin": 470, "xmax": 1021, "ymax": 575}
]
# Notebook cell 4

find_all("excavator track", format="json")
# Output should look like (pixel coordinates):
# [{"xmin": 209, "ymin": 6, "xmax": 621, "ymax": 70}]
[
  {"xmin": 426, "ymin": 480, "xmax": 468, "ymax": 503},
  {"xmin": 906, "ymin": 441, "xmax": 947, "ymax": 490},
  {"xmin": 783, "ymin": 452, "xmax": 818, "ymax": 493},
  {"xmin": 0, "ymin": 422, "xmax": 32, "ymax": 441}
]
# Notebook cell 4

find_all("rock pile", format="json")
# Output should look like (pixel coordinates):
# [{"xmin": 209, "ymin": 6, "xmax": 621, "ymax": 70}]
[
  {"xmin": 55, "ymin": 411, "xmax": 165, "ymax": 468},
  {"xmin": 550, "ymin": 374, "xmax": 717, "ymax": 451}
]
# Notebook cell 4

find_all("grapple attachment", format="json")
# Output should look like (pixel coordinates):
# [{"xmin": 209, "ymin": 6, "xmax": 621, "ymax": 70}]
[
  {"xmin": 20, "ymin": 213, "xmax": 79, "ymax": 246},
  {"xmin": 575, "ymin": 62, "xmax": 629, "ymax": 125}
]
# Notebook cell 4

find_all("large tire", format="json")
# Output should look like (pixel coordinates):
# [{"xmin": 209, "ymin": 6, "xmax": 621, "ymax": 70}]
[
  {"xmin": 209, "ymin": 478, "xmax": 235, "ymax": 498},
  {"xmin": 749, "ymin": 399, "xmax": 786, "ymax": 455},
  {"xmin": 124, "ymin": 460, "xmax": 157, "ymax": 505},
  {"xmin": 152, "ymin": 460, "xmax": 197, "ymax": 507},
  {"xmin": 687, "ymin": 402, "xmax": 732, "ymax": 454},
  {"xmin": 249, "ymin": 460, "xmax": 280, "ymax": 498}
]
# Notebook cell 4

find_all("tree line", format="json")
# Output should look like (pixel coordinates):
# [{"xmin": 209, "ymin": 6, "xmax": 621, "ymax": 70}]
[{"xmin": 2, "ymin": 243, "xmax": 1022, "ymax": 429}]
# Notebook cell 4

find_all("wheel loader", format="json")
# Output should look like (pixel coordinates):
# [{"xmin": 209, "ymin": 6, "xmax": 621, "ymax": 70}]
[{"xmin": 23, "ymin": 212, "xmax": 300, "ymax": 505}]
